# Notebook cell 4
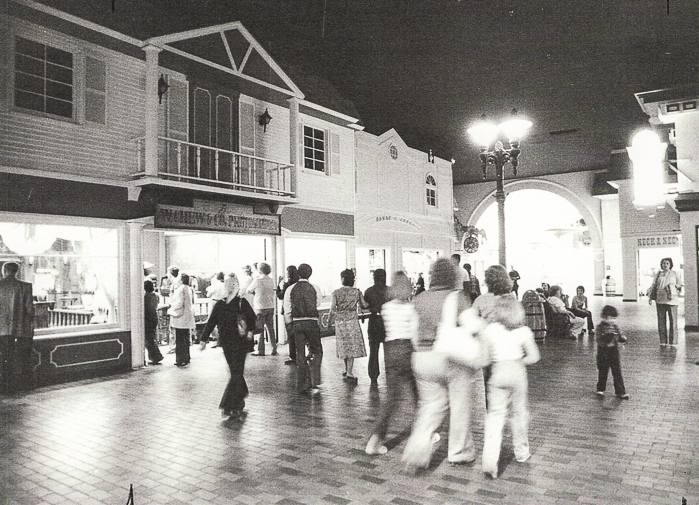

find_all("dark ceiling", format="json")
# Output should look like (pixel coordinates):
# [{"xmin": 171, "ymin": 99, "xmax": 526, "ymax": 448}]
[{"xmin": 24, "ymin": 0, "xmax": 699, "ymax": 184}]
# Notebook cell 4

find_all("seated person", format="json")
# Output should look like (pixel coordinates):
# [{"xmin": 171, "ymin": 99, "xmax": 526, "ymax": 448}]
[
  {"xmin": 570, "ymin": 285, "xmax": 594, "ymax": 334},
  {"xmin": 548, "ymin": 285, "xmax": 585, "ymax": 338},
  {"xmin": 541, "ymin": 282, "xmax": 551, "ymax": 298}
]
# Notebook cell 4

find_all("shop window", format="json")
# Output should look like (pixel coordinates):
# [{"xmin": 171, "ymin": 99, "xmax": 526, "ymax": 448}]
[
  {"xmin": 303, "ymin": 125, "xmax": 326, "ymax": 173},
  {"xmin": 0, "ymin": 221, "xmax": 120, "ymax": 334},
  {"xmin": 425, "ymin": 174, "xmax": 437, "ymax": 207}
]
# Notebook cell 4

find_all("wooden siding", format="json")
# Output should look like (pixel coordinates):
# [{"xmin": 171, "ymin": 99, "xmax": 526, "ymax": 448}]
[{"xmin": 1, "ymin": 17, "xmax": 146, "ymax": 180}]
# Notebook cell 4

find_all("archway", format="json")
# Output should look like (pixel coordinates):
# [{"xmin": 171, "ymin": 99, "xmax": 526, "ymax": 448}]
[{"xmin": 466, "ymin": 179, "xmax": 604, "ymax": 295}]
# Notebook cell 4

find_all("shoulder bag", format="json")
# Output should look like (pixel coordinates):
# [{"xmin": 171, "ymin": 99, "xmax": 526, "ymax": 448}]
[{"xmin": 433, "ymin": 291, "xmax": 488, "ymax": 369}]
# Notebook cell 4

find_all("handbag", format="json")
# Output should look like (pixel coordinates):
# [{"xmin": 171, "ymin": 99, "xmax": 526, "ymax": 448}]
[
  {"xmin": 433, "ymin": 292, "xmax": 487, "ymax": 369},
  {"xmin": 647, "ymin": 273, "xmax": 659, "ymax": 301}
]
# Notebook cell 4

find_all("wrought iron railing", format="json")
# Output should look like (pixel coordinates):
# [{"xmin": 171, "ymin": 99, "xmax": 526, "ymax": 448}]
[{"xmin": 134, "ymin": 137, "xmax": 296, "ymax": 197}]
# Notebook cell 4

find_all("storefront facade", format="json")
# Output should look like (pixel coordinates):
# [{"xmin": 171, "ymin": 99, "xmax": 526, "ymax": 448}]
[
  {"xmin": 354, "ymin": 129, "xmax": 454, "ymax": 292},
  {"xmin": 0, "ymin": 3, "xmax": 362, "ymax": 384}
]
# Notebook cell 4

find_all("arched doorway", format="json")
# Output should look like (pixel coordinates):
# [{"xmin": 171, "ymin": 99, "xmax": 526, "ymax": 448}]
[{"xmin": 466, "ymin": 183, "xmax": 603, "ymax": 296}]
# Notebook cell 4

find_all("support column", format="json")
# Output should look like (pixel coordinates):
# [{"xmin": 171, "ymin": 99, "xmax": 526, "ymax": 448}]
[
  {"xmin": 288, "ymin": 96, "xmax": 300, "ymax": 196},
  {"xmin": 495, "ymin": 164, "xmax": 507, "ymax": 267},
  {"xmin": 144, "ymin": 45, "xmax": 161, "ymax": 177},
  {"xmin": 128, "ymin": 221, "xmax": 146, "ymax": 369}
]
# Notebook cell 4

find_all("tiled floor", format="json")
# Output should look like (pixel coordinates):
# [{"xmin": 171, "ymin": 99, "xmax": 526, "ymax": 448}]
[{"xmin": 2, "ymin": 297, "xmax": 698, "ymax": 505}]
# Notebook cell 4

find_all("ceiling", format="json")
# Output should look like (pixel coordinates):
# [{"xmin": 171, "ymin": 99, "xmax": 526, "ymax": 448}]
[{"xmin": 23, "ymin": 0, "xmax": 699, "ymax": 184}]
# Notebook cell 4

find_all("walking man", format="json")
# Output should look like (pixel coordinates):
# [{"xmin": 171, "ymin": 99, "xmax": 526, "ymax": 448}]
[
  {"xmin": 284, "ymin": 263, "xmax": 323, "ymax": 395},
  {"xmin": 0, "ymin": 262, "xmax": 35, "ymax": 393},
  {"xmin": 364, "ymin": 268, "xmax": 389, "ymax": 388}
]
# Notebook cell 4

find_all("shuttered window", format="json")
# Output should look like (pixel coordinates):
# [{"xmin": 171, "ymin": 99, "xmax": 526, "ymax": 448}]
[
  {"xmin": 303, "ymin": 125, "xmax": 326, "ymax": 172},
  {"xmin": 14, "ymin": 36, "xmax": 74, "ymax": 119}
]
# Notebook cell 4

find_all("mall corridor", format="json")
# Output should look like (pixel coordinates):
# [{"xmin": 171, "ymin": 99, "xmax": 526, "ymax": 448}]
[{"xmin": 1, "ymin": 298, "xmax": 698, "ymax": 505}]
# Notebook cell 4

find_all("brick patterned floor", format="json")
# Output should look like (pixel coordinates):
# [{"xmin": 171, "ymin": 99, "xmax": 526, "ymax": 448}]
[{"xmin": 2, "ymin": 298, "xmax": 698, "ymax": 505}]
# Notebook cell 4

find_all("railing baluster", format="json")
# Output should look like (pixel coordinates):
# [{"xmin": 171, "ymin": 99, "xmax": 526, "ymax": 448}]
[
  {"xmin": 215, "ymin": 151, "xmax": 219, "ymax": 181},
  {"xmin": 196, "ymin": 147, "xmax": 201, "ymax": 178},
  {"xmin": 177, "ymin": 142, "xmax": 182, "ymax": 175}
]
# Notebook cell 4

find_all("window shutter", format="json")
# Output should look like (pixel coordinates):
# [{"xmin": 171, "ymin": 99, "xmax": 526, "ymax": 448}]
[
  {"xmin": 239, "ymin": 101, "xmax": 255, "ymax": 156},
  {"xmin": 166, "ymin": 78, "xmax": 188, "ymax": 141},
  {"xmin": 330, "ymin": 131, "xmax": 340, "ymax": 175},
  {"xmin": 298, "ymin": 125, "xmax": 304, "ymax": 168},
  {"xmin": 84, "ymin": 56, "xmax": 106, "ymax": 124}
]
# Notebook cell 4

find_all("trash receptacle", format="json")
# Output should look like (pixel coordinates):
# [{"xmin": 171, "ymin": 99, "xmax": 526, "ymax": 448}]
[
  {"xmin": 522, "ymin": 290, "xmax": 546, "ymax": 341},
  {"xmin": 605, "ymin": 276, "xmax": 616, "ymax": 297}
]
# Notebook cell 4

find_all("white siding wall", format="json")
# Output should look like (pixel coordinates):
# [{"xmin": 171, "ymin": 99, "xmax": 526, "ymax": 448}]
[{"xmin": 1, "ymin": 17, "xmax": 148, "ymax": 180}]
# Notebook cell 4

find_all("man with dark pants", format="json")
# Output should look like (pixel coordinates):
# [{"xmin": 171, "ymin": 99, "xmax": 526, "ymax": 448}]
[
  {"xmin": 284, "ymin": 263, "xmax": 322, "ymax": 395},
  {"xmin": 0, "ymin": 262, "xmax": 35, "ymax": 393},
  {"xmin": 364, "ymin": 269, "xmax": 389, "ymax": 388}
]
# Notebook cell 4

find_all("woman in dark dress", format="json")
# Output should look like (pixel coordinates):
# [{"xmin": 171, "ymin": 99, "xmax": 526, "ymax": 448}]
[{"xmin": 200, "ymin": 274, "xmax": 257, "ymax": 418}]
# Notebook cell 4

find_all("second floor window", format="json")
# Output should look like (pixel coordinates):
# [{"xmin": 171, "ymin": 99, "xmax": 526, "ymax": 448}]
[
  {"xmin": 304, "ymin": 125, "xmax": 326, "ymax": 172},
  {"xmin": 14, "ymin": 37, "xmax": 74, "ymax": 119},
  {"xmin": 426, "ymin": 174, "xmax": 437, "ymax": 207}
]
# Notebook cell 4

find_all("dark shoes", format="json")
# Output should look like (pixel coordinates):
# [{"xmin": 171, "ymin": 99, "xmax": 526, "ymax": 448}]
[
  {"xmin": 617, "ymin": 393, "xmax": 630, "ymax": 400},
  {"xmin": 343, "ymin": 376, "xmax": 358, "ymax": 385},
  {"xmin": 148, "ymin": 359, "xmax": 162, "ymax": 365},
  {"xmin": 284, "ymin": 359, "xmax": 296, "ymax": 365},
  {"xmin": 251, "ymin": 352, "xmax": 265, "ymax": 356},
  {"xmin": 174, "ymin": 362, "xmax": 189, "ymax": 367}
]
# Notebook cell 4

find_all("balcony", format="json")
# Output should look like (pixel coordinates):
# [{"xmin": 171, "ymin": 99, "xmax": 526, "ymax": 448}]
[{"xmin": 131, "ymin": 137, "xmax": 297, "ymax": 203}]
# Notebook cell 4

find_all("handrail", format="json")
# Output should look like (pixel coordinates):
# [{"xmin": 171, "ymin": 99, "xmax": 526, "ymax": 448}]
[{"xmin": 157, "ymin": 136, "xmax": 293, "ymax": 167}]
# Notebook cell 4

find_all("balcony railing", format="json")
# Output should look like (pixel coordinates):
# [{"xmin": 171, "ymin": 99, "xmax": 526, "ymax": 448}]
[{"xmin": 133, "ymin": 137, "xmax": 296, "ymax": 198}]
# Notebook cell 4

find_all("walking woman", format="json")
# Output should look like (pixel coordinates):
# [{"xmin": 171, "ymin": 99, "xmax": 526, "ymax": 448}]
[
  {"xmin": 200, "ymin": 274, "xmax": 257, "ymax": 418},
  {"xmin": 402, "ymin": 258, "xmax": 479, "ymax": 470},
  {"xmin": 328, "ymin": 269, "xmax": 369, "ymax": 384},
  {"xmin": 648, "ymin": 258, "xmax": 682, "ymax": 346},
  {"xmin": 365, "ymin": 271, "xmax": 418, "ymax": 455}
]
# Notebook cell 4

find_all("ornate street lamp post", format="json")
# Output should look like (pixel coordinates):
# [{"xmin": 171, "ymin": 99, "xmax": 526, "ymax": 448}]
[{"xmin": 467, "ymin": 112, "xmax": 532, "ymax": 267}]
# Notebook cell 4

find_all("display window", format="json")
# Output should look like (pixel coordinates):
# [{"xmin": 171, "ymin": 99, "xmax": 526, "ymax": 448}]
[{"xmin": 0, "ymin": 218, "xmax": 121, "ymax": 336}]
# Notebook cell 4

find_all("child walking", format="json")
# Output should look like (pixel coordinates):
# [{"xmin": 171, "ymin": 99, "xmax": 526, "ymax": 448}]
[
  {"xmin": 365, "ymin": 271, "xmax": 419, "ymax": 455},
  {"xmin": 595, "ymin": 305, "xmax": 629, "ymax": 399},
  {"xmin": 481, "ymin": 296, "xmax": 540, "ymax": 479}
]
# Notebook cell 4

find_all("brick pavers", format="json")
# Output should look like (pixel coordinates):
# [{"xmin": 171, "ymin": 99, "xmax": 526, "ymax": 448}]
[{"xmin": 1, "ymin": 298, "xmax": 698, "ymax": 505}]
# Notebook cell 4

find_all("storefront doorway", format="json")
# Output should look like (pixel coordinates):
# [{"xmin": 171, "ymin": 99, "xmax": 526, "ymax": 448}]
[{"xmin": 402, "ymin": 249, "xmax": 441, "ymax": 291}]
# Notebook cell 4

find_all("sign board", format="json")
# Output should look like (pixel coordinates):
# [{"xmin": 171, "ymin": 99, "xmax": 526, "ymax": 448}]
[
  {"xmin": 636, "ymin": 235, "xmax": 680, "ymax": 248},
  {"xmin": 155, "ymin": 204, "xmax": 281, "ymax": 235}
]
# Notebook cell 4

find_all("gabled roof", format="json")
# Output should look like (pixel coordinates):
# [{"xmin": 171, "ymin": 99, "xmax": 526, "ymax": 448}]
[
  {"xmin": 11, "ymin": 0, "xmax": 361, "ymax": 123},
  {"xmin": 145, "ymin": 22, "xmax": 303, "ymax": 100}
]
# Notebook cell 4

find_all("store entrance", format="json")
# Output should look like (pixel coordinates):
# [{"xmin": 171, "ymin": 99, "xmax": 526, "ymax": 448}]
[{"xmin": 638, "ymin": 244, "xmax": 683, "ymax": 299}]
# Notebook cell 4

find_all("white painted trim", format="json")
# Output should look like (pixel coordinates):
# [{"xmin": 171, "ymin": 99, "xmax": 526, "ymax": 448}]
[
  {"xmin": 12, "ymin": 0, "xmax": 143, "ymax": 47},
  {"xmin": 145, "ymin": 21, "xmax": 244, "ymax": 45},
  {"xmin": 0, "ymin": 165, "xmax": 131, "ymax": 187},
  {"xmin": 157, "ymin": 43, "xmax": 299, "ymax": 98},
  {"xmin": 299, "ymin": 99, "xmax": 360, "ymax": 124},
  {"xmin": 49, "ymin": 339, "xmax": 125, "ymax": 368},
  {"xmin": 145, "ymin": 23, "xmax": 304, "ymax": 99}
]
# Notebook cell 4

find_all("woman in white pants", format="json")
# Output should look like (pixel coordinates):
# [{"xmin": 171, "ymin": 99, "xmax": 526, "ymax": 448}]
[
  {"xmin": 402, "ymin": 258, "xmax": 480, "ymax": 470},
  {"xmin": 480, "ymin": 292, "xmax": 540, "ymax": 478}
]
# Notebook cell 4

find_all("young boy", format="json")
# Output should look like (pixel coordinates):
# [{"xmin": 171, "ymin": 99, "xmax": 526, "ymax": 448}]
[{"xmin": 595, "ymin": 305, "xmax": 628, "ymax": 399}]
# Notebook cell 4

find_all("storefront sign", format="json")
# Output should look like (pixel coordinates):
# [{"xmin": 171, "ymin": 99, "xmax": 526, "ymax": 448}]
[
  {"xmin": 636, "ymin": 236, "xmax": 679, "ymax": 247},
  {"xmin": 155, "ymin": 204, "xmax": 281, "ymax": 235},
  {"xmin": 374, "ymin": 215, "xmax": 420, "ymax": 230}
]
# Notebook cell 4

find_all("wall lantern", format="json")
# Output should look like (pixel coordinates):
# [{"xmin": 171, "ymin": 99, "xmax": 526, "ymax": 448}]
[
  {"xmin": 627, "ymin": 129, "xmax": 667, "ymax": 215},
  {"xmin": 259, "ymin": 108, "xmax": 272, "ymax": 132},
  {"xmin": 157, "ymin": 74, "xmax": 170, "ymax": 104}
]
